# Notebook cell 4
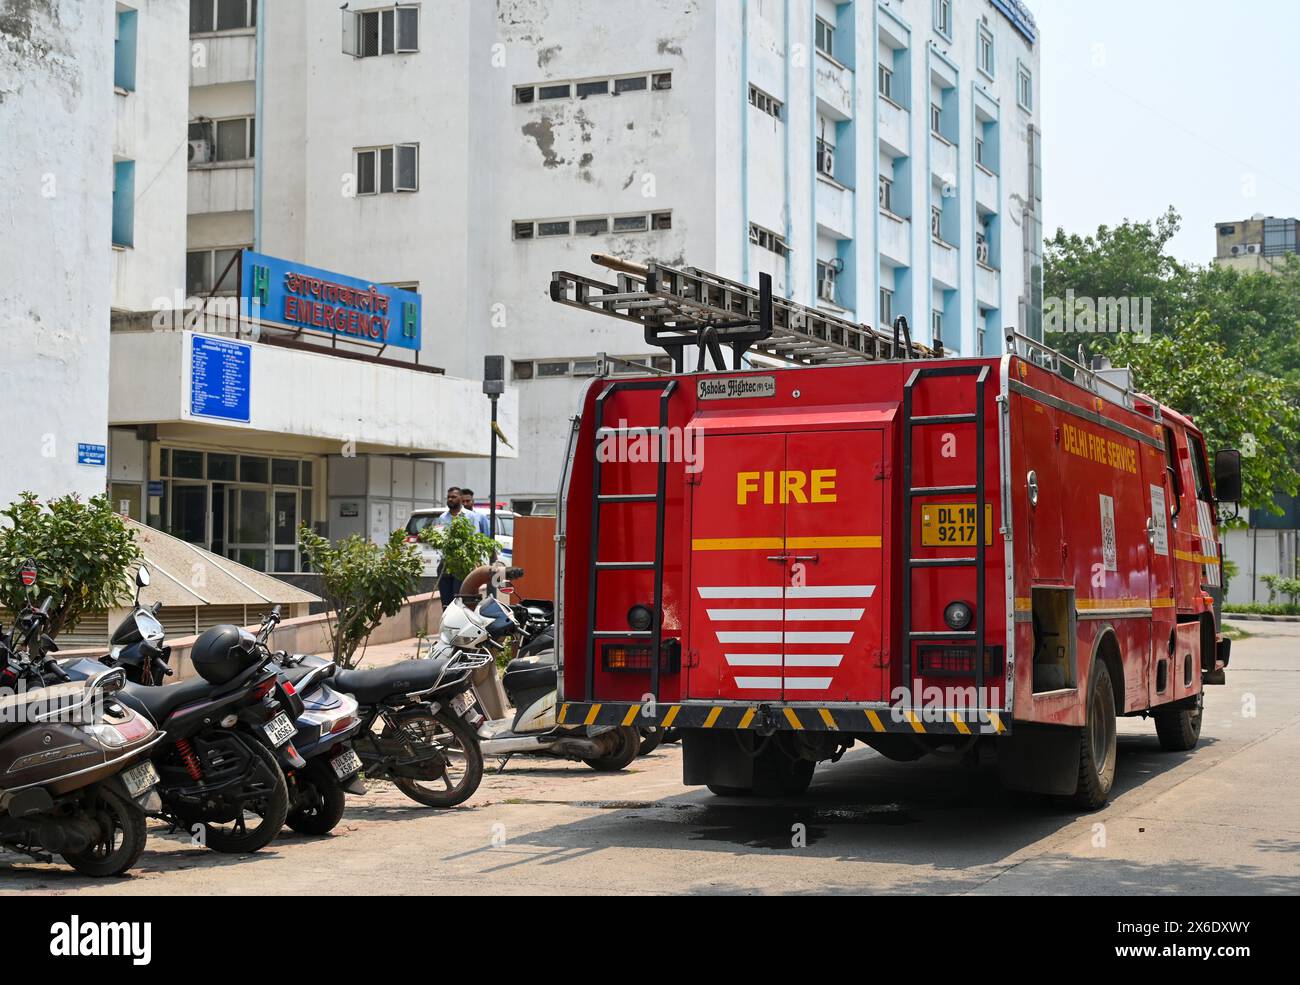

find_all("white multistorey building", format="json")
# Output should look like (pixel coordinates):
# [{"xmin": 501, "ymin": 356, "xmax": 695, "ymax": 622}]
[{"xmin": 199, "ymin": 0, "xmax": 1039, "ymax": 515}]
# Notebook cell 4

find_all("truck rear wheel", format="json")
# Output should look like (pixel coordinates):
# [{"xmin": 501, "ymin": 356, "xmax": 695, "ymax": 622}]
[
  {"xmin": 1153, "ymin": 692, "xmax": 1202, "ymax": 752},
  {"xmin": 1073, "ymin": 658, "xmax": 1117, "ymax": 811},
  {"xmin": 753, "ymin": 740, "xmax": 814, "ymax": 798}
]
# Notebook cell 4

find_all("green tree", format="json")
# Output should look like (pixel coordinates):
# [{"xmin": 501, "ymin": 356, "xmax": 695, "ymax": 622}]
[
  {"xmin": 1106, "ymin": 322, "xmax": 1300, "ymax": 511},
  {"xmin": 0, "ymin": 493, "xmax": 142, "ymax": 636},
  {"xmin": 417, "ymin": 514, "xmax": 499, "ymax": 579},
  {"xmin": 298, "ymin": 525, "xmax": 422, "ymax": 668}
]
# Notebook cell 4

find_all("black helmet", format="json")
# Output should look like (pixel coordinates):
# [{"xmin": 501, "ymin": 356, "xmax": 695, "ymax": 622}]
[{"xmin": 190, "ymin": 624, "xmax": 259, "ymax": 684}]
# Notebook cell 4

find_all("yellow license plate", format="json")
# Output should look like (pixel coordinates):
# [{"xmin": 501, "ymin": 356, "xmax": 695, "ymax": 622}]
[{"xmin": 919, "ymin": 504, "xmax": 993, "ymax": 547}]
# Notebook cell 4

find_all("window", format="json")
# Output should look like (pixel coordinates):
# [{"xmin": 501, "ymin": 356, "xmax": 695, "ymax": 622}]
[
  {"xmin": 613, "ymin": 214, "xmax": 648, "ymax": 232},
  {"xmin": 749, "ymin": 223, "xmax": 790, "ymax": 258},
  {"xmin": 1188, "ymin": 434, "xmax": 1213, "ymax": 502},
  {"xmin": 975, "ymin": 136, "xmax": 985, "ymax": 168},
  {"xmin": 575, "ymin": 217, "xmax": 609, "ymax": 236},
  {"xmin": 112, "ymin": 160, "xmax": 134, "ymax": 248},
  {"xmin": 879, "ymin": 287, "xmax": 893, "ymax": 326},
  {"xmin": 513, "ymin": 221, "xmax": 534, "ymax": 240},
  {"xmin": 538, "ymin": 220, "xmax": 570, "ymax": 236},
  {"xmin": 652, "ymin": 211, "xmax": 672, "ymax": 229},
  {"xmin": 930, "ymin": 103, "xmax": 942, "ymax": 136},
  {"xmin": 878, "ymin": 174, "xmax": 893, "ymax": 212},
  {"xmin": 186, "ymin": 246, "xmax": 247, "ymax": 295},
  {"xmin": 935, "ymin": 0, "xmax": 952, "ymax": 39},
  {"xmin": 614, "ymin": 75, "xmax": 648, "ymax": 94},
  {"xmin": 749, "ymin": 84, "xmax": 783, "ymax": 120},
  {"xmin": 212, "ymin": 116, "xmax": 255, "ymax": 162},
  {"xmin": 976, "ymin": 231, "xmax": 990, "ymax": 266},
  {"xmin": 354, "ymin": 144, "xmax": 418, "ymax": 194},
  {"xmin": 977, "ymin": 25, "xmax": 995, "ymax": 78},
  {"xmin": 932, "ymin": 310, "xmax": 944, "ymax": 347},
  {"xmin": 537, "ymin": 361, "xmax": 570, "ymax": 378},
  {"xmin": 517, "ymin": 73, "xmax": 666, "ymax": 104},
  {"xmin": 815, "ymin": 16, "xmax": 834, "ymax": 59},
  {"xmin": 512, "ymin": 361, "xmax": 534, "ymax": 380},
  {"xmin": 114, "ymin": 8, "xmax": 137, "ymax": 91},
  {"xmin": 192, "ymin": 0, "xmax": 256, "ymax": 33},
  {"xmin": 1017, "ymin": 62, "xmax": 1033, "ymax": 111},
  {"xmin": 514, "ymin": 211, "xmax": 671, "ymax": 240},
  {"xmin": 931, "ymin": 206, "xmax": 943, "ymax": 241},
  {"xmin": 344, "ymin": 4, "xmax": 419, "ymax": 57},
  {"xmin": 878, "ymin": 64, "xmax": 893, "ymax": 101},
  {"xmin": 817, "ymin": 261, "xmax": 837, "ymax": 304}
]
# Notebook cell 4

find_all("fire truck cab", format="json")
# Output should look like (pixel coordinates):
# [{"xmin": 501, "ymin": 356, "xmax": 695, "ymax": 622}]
[{"xmin": 549, "ymin": 257, "xmax": 1240, "ymax": 809}]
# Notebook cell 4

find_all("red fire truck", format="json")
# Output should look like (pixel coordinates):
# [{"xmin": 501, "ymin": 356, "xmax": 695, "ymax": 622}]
[{"xmin": 547, "ymin": 256, "xmax": 1238, "ymax": 809}]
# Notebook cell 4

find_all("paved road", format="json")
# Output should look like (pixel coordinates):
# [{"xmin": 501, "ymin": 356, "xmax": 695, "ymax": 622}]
[{"xmin": 4, "ymin": 620, "xmax": 1298, "ymax": 895}]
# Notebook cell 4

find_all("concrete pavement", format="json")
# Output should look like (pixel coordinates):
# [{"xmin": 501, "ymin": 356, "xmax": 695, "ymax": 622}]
[{"xmin": 3, "ymin": 619, "xmax": 1297, "ymax": 895}]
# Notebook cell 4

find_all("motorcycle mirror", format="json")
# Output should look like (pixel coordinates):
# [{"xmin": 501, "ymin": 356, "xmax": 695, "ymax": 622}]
[
  {"xmin": 18, "ymin": 560, "xmax": 37, "ymax": 590},
  {"xmin": 136, "ymin": 565, "xmax": 151, "ymax": 589}
]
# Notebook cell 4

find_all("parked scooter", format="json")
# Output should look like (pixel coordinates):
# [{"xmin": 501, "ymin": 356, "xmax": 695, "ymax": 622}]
[
  {"xmin": 66, "ymin": 578, "xmax": 366, "ymax": 837},
  {"xmin": 60, "ymin": 567, "xmax": 300, "ymax": 853},
  {"xmin": 437, "ymin": 566, "xmax": 640, "ymax": 771},
  {"xmin": 0, "ymin": 565, "xmax": 163, "ymax": 876}
]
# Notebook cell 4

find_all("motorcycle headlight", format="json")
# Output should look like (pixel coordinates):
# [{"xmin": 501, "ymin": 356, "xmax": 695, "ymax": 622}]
[{"xmin": 452, "ymin": 628, "xmax": 482, "ymax": 647}]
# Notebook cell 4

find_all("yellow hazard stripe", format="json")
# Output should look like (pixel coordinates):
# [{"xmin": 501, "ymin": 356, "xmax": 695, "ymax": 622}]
[
  {"xmin": 785, "ymin": 536, "xmax": 883, "ymax": 549},
  {"xmin": 987, "ymin": 711, "xmax": 1006, "ymax": 733},
  {"xmin": 583, "ymin": 704, "xmax": 602, "ymax": 726},
  {"xmin": 949, "ymin": 711, "xmax": 971, "ymax": 735},
  {"xmin": 865, "ymin": 710, "xmax": 885, "ymax": 732},
  {"xmin": 1175, "ymin": 550, "xmax": 1219, "ymax": 565},
  {"xmin": 703, "ymin": 706, "xmax": 722, "ymax": 728},
  {"xmin": 691, "ymin": 535, "xmax": 881, "ymax": 551},
  {"xmin": 557, "ymin": 703, "xmax": 569, "ymax": 724},
  {"xmin": 1151, "ymin": 597, "xmax": 1175, "ymax": 608},
  {"xmin": 1013, "ymin": 597, "xmax": 1033, "ymax": 613},
  {"xmin": 904, "ymin": 710, "xmax": 925, "ymax": 733},
  {"xmin": 783, "ymin": 707, "xmax": 804, "ymax": 730},
  {"xmin": 621, "ymin": 705, "xmax": 640, "ymax": 726},
  {"xmin": 661, "ymin": 705, "xmax": 680, "ymax": 728},
  {"xmin": 738, "ymin": 707, "xmax": 756, "ymax": 729},
  {"xmin": 818, "ymin": 708, "xmax": 838, "ymax": 729},
  {"xmin": 1077, "ymin": 597, "xmax": 1151, "ymax": 610}
]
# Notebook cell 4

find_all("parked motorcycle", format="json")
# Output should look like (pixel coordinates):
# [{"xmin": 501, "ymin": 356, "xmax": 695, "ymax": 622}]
[
  {"xmin": 0, "ymin": 568, "xmax": 163, "ymax": 876},
  {"xmin": 279, "ymin": 642, "xmax": 488, "ymax": 809},
  {"xmin": 67, "ymin": 580, "xmax": 366, "ymax": 837},
  {"xmin": 437, "ymin": 567, "xmax": 640, "ymax": 772},
  {"xmin": 61, "ymin": 568, "xmax": 299, "ymax": 853}
]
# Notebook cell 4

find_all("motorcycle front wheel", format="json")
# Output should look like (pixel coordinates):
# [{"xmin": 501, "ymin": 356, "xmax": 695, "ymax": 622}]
[
  {"xmin": 390, "ymin": 709, "xmax": 484, "ymax": 808},
  {"xmin": 62, "ymin": 785, "xmax": 148, "ymax": 877},
  {"xmin": 286, "ymin": 760, "xmax": 347, "ymax": 836}
]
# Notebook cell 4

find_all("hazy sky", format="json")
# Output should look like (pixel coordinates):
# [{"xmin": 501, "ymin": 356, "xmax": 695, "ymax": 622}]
[{"xmin": 1033, "ymin": 0, "xmax": 1300, "ymax": 265}]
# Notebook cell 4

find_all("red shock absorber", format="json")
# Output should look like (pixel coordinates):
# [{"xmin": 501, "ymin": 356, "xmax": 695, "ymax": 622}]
[{"xmin": 176, "ymin": 737, "xmax": 202, "ymax": 780}]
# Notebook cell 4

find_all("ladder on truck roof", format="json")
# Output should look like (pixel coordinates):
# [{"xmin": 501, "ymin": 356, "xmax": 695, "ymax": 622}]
[
  {"xmin": 585, "ymin": 378, "xmax": 678, "ymax": 701},
  {"xmin": 550, "ymin": 253, "xmax": 936, "ymax": 370}
]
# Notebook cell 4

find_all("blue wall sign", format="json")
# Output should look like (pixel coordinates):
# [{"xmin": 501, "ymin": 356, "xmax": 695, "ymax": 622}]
[
  {"xmin": 147, "ymin": 480, "xmax": 164, "ymax": 497},
  {"xmin": 240, "ymin": 249, "xmax": 422, "ymax": 351},
  {"xmin": 77, "ymin": 443, "xmax": 107, "ymax": 466},
  {"xmin": 190, "ymin": 335, "xmax": 252, "ymax": 423}
]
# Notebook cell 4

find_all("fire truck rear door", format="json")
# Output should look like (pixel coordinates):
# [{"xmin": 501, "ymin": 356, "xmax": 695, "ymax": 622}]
[
  {"xmin": 687, "ymin": 432, "xmax": 787, "ymax": 701},
  {"xmin": 782, "ymin": 430, "xmax": 886, "ymax": 702}
]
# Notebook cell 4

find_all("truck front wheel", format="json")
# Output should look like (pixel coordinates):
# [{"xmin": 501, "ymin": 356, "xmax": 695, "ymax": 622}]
[{"xmin": 1073, "ymin": 658, "xmax": 1118, "ymax": 810}]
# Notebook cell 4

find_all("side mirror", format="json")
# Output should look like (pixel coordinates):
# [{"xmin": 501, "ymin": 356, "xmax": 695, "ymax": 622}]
[
  {"xmin": 136, "ymin": 566, "xmax": 151, "ymax": 588},
  {"xmin": 1214, "ymin": 449, "xmax": 1243, "ymax": 504}
]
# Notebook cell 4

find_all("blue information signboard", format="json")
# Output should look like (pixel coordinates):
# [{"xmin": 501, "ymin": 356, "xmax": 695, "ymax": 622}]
[
  {"xmin": 77, "ymin": 443, "xmax": 107, "ymax": 466},
  {"xmin": 240, "ymin": 249, "xmax": 421, "ymax": 351},
  {"xmin": 190, "ymin": 335, "xmax": 251, "ymax": 423}
]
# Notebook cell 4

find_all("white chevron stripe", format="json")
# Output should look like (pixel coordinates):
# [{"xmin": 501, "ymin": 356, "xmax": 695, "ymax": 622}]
[
  {"xmin": 717, "ymin": 631, "xmax": 782, "ymax": 643},
  {"xmin": 785, "ymin": 585, "xmax": 876, "ymax": 598},
  {"xmin": 706, "ymin": 608, "xmax": 783, "ymax": 621},
  {"xmin": 697, "ymin": 586, "xmax": 783, "ymax": 599},
  {"xmin": 782, "ymin": 677, "xmax": 833, "ymax": 690},
  {"xmin": 735, "ymin": 677, "xmax": 783, "ymax": 689},
  {"xmin": 784, "ymin": 608, "xmax": 864, "ymax": 621},
  {"xmin": 734, "ymin": 676, "xmax": 833, "ymax": 690},
  {"xmin": 785, "ymin": 654, "xmax": 843, "ymax": 667},
  {"xmin": 724, "ymin": 653, "xmax": 782, "ymax": 666},
  {"xmin": 784, "ymin": 631, "xmax": 852, "ymax": 643}
]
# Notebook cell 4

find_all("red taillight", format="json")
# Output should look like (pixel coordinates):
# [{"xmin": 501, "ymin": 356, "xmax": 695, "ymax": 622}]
[
  {"xmin": 330, "ymin": 715, "xmax": 356, "ymax": 735},
  {"xmin": 281, "ymin": 680, "xmax": 297, "ymax": 697},
  {"xmin": 252, "ymin": 676, "xmax": 276, "ymax": 700}
]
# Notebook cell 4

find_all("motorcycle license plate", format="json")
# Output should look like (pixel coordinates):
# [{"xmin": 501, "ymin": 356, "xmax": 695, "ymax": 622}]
[
  {"xmin": 331, "ymin": 748, "xmax": 362, "ymax": 779},
  {"xmin": 450, "ymin": 690, "xmax": 476, "ymax": 716},
  {"xmin": 121, "ymin": 760, "xmax": 159, "ymax": 798},
  {"xmin": 263, "ymin": 712, "xmax": 296, "ymax": 746}
]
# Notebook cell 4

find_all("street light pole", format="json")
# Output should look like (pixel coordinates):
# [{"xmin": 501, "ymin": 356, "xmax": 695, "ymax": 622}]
[{"xmin": 484, "ymin": 355, "xmax": 505, "ymax": 541}]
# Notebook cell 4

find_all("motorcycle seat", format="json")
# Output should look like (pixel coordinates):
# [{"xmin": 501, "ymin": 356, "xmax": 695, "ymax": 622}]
[
  {"xmin": 332, "ymin": 657, "xmax": 453, "ymax": 705},
  {"xmin": 117, "ymin": 677, "xmax": 218, "ymax": 725}
]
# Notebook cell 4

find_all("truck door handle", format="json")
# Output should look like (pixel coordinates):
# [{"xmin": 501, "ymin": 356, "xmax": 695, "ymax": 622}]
[
  {"xmin": 791, "ymin": 555, "xmax": 819, "ymax": 563},
  {"xmin": 766, "ymin": 555, "xmax": 789, "ymax": 562}
]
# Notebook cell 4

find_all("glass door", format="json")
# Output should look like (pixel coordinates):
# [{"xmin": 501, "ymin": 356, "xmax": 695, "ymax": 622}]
[
  {"xmin": 169, "ymin": 483, "xmax": 208, "ymax": 544},
  {"xmin": 228, "ymin": 486, "xmax": 269, "ymax": 571},
  {"xmin": 273, "ymin": 488, "xmax": 299, "ymax": 572}
]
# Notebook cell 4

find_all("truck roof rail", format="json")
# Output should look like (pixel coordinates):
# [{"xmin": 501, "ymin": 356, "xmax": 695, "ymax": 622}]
[{"xmin": 550, "ymin": 254, "xmax": 936, "ymax": 370}]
